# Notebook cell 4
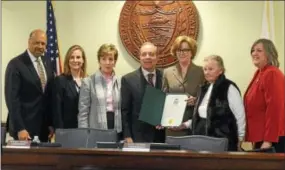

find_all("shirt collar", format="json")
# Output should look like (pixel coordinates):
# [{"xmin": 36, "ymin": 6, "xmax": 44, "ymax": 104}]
[
  {"xmin": 99, "ymin": 69, "xmax": 115, "ymax": 79},
  {"xmin": 141, "ymin": 67, "xmax": 156, "ymax": 77},
  {"xmin": 27, "ymin": 49, "xmax": 41, "ymax": 62}
]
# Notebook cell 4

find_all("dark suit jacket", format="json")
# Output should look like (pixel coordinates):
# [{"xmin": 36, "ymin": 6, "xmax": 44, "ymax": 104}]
[
  {"xmin": 5, "ymin": 50, "xmax": 54, "ymax": 142},
  {"xmin": 121, "ymin": 68, "xmax": 165, "ymax": 143},
  {"xmin": 52, "ymin": 74, "xmax": 79, "ymax": 129}
]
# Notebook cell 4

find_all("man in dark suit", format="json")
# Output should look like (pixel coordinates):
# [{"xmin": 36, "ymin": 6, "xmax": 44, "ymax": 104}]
[
  {"xmin": 5, "ymin": 29, "xmax": 54, "ymax": 142},
  {"xmin": 121, "ymin": 42, "xmax": 165, "ymax": 143}
]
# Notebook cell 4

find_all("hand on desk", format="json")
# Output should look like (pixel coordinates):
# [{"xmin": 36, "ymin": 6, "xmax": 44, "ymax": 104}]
[
  {"xmin": 48, "ymin": 126, "xmax": 54, "ymax": 140},
  {"xmin": 124, "ymin": 137, "xmax": 133, "ymax": 143},
  {"xmin": 17, "ymin": 129, "xmax": 31, "ymax": 140},
  {"xmin": 261, "ymin": 141, "xmax": 272, "ymax": 149}
]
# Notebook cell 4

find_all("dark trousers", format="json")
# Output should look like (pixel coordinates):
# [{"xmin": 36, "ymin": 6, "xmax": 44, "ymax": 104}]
[
  {"xmin": 106, "ymin": 111, "xmax": 123, "ymax": 141},
  {"xmin": 254, "ymin": 136, "xmax": 285, "ymax": 153}
]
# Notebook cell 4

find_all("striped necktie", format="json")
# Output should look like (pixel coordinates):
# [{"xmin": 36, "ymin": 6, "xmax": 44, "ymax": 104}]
[{"xmin": 36, "ymin": 58, "xmax": 46, "ymax": 91}]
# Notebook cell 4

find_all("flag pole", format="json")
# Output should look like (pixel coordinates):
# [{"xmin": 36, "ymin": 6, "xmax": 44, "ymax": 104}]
[{"xmin": 261, "ymin": 1, "xmax": 275, "ymax": 43}]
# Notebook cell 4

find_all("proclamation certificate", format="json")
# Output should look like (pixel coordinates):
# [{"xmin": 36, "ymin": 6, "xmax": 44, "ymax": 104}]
[{"xmin": 161, "ymin": 94, "xmax": 188, "ymax": 127}]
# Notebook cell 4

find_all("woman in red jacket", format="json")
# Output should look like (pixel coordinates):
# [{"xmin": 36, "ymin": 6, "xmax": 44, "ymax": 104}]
[{"xmin": 244, "ymin": 38, "xmax": 285, "ymax": 153}]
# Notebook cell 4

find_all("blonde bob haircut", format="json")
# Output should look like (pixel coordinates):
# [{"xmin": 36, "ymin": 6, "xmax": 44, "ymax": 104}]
[{"xmin": 171, "ymin": 35, "xmax": 197, "ymax": 59}]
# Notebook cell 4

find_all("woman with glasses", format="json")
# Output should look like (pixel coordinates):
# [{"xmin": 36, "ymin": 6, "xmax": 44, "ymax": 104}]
[{"xmin": 162, "ymin": 35, "xmax": 205, "ymax": 136}]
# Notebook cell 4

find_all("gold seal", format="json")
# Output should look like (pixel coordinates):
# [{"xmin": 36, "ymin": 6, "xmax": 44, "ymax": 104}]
[
  {"xmin": 119, "ymin": 1, "xmax": 200, "ymax": 68},
  {"xmin": 168, "ymin": 118, "xmax": 174, "ymax": 125}
]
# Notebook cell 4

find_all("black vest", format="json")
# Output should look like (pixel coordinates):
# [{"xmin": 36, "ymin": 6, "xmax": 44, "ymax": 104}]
[{"xmin": 192, "ymin": 74, "xmax": 240, "ymax": 151}]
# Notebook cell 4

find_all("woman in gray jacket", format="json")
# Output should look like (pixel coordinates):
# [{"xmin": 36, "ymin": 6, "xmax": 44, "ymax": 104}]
[{"xmin": 78, "ymin": 43, "xmax": 122, "ymax": 139}]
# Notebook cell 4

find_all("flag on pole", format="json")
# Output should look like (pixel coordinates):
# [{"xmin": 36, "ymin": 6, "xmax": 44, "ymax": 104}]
[
  {"xmin": 46, "ymin": 0, "xmax": 62, "ymax": 76},
  {"xmin": 260, "ymin": 1, "xmax": 275, "ymax": 43}
]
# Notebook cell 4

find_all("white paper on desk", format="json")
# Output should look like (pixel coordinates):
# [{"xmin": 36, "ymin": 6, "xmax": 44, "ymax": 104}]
[
  {"xmin": 122, "ymin": 143, "xmax": 150, "ymax": 152},
  {"xmin": 5, "ymin": 140, "xmax": 31, "ymax": 149},
  {"xmin": 161, "ymin": 94, "xmax": 188, "ymax": 127}
]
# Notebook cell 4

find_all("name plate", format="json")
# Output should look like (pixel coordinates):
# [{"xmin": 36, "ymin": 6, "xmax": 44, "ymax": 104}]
[
  {"xmin": 122, "ymin": 143, "xmax": 150, "ymax": 152},
  {"xmin": 6, "ymin": 140, "xmax": 31, "ymax": 149}
]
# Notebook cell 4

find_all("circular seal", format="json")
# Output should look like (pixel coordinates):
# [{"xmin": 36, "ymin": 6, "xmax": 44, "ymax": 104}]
[
  {"xmin": 168, "ymin": 118, "xmax": 174, "ymax": 126},
  {"xmin": 119, "ymin": 1, "xmax": 199, "ymax": 68}
]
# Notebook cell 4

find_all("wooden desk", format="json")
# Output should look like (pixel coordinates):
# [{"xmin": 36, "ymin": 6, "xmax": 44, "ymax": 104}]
[{"xmin": 1, "ymin": 147, "xmax": 285, "ymax": 170}]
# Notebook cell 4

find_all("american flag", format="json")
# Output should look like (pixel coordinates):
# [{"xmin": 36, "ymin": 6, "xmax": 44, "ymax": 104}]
[{"xmin": 46, "ymin": 0, "xmax": 62, "ymax": 75}]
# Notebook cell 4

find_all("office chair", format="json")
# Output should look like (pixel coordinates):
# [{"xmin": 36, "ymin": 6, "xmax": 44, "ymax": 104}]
[
  {"xmin": 55, "ymin": 128, "xmax": 89, "ymax": 148},
  {"xmin": 87, "ymin": 128, "xmax": 118, "ymax": 148},
  {"xmin": 166, "ymin": 135, "xmax": 228, "ymax": 152}
]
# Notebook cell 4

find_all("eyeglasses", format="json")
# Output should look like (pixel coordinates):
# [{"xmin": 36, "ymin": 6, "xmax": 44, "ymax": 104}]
[{"xmin": 176, "ymin": 49, "xmax": 191, "ymax": 54}]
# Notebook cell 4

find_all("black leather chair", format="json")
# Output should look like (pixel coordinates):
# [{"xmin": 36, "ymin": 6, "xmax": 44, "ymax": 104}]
[
  {"xmin": 166, "ymin": 135, "xmax": 228, "ymax": 152},
  {"xmin": 87, "ymin": 128, "xmax": 117, "ymax": 148},
  {"xmin": 55, "ymin": 128, "xmax": 89, "ymax": 148}
]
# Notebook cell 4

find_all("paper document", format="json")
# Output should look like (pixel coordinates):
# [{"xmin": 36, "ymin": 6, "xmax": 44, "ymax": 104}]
[
  {"xmin": 161, "ymin": 94, "xmax": 188, "ymax": 126},
  {"xmin": 139, "ymin": 85, "xmax": 188, "ymax": 127},
  {"xmin": 122, "ymin": 143, "xmax": 150, "ymax": 152}
]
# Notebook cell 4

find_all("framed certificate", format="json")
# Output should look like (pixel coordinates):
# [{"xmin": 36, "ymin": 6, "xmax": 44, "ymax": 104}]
[
  {"xmin": 139, "ymin": 85, "xmax": 188, "ymax": 127},
  {"xmin": 160, "ymin": 94, "xmax": 188, "ymax": 126}
]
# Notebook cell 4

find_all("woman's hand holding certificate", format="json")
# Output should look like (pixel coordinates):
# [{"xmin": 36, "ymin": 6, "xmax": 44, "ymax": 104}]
[
  {"xmin": 185, "ymin": 95, "xmax": 196, "ymax": 106},
  {"xmin": 160, "ymin": 94, "xmax": 188, "ymax": 127},
  {"xmin": 139, "ymin": 86, "xmax": 189, "ymax": 127}
]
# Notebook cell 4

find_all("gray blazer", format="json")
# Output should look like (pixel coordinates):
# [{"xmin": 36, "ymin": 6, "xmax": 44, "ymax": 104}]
[{"xmin": 78, "ymin": 70, "xmax": 122, "ymax": 132}]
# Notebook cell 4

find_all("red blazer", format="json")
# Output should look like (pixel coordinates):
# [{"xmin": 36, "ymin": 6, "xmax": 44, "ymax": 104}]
[{"xmin": 244, "ymin": 65, "xmax": 285, "ymax": 142}]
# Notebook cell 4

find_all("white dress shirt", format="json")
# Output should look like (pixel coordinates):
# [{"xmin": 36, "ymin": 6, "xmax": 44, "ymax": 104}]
[
  {"xmin": 184, "ymin": 84, "xmax": 246, "ymax": 140},
  {"xmin": 198, "ymin": 83, "xmax": 214, "ymax": 118},
  {"xmin": 27, "ymin": 49, "xmax": 47, "ymax": 81},
  {"xmin": 141, "ymin": 67, "xmax": 156, "ymax": 85}
]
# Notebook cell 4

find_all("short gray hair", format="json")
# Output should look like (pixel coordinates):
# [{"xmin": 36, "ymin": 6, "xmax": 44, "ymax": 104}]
[{"xmin": 204, "ymin": 55, "xmax": 226, "ymax": 73}]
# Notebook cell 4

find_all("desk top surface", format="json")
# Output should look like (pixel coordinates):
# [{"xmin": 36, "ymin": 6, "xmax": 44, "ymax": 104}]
[
  {"xmin": 3, "ymin": 146, "xmax": 285, "ymax": 160},
  {"xmin": 2, "ymin": 147, "xmax": 285, "ymax": 170}
]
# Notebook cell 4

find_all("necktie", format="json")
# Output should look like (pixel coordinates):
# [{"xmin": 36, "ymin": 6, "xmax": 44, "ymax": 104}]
[
  {"xmin": 36, "ymin": 58, "xmax": 46, "ymax": 91},
  {"xmin": 147, "ymin": 73, "xmax": 154, "ymax": 87}
]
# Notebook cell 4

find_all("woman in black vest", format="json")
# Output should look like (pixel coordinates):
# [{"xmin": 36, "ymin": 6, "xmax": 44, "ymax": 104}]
[{"xmin": 191, "ymin": 55, "xmax": 245, "ymax": 151}]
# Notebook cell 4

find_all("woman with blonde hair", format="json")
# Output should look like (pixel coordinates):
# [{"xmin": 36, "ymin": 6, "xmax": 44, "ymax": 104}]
[
  {"xmin": 78, "ymin": 43, "xmax": 122, "ymax": 140},
  {"xmin": 162, "ymin": 35, "xmax": 204, "ymax": 136},
  {"xmin": 191, "ymin": 55, "xmax": 245, "ymax": 151},
  {"xmin": 52, "ymin": 45, "xmax": 87, "ymax": 129}
]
